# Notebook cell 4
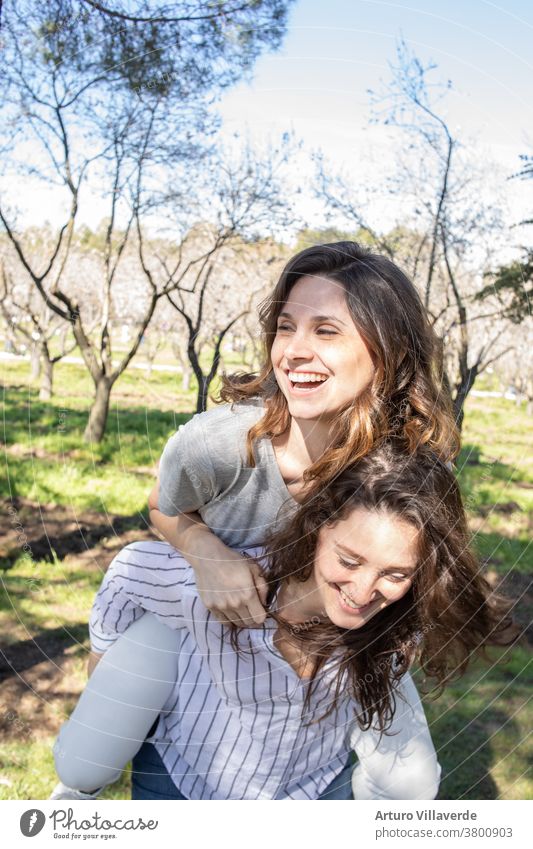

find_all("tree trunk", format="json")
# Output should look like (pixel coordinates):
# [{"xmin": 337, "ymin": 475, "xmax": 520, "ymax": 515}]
[
  {"xmin": 195, "ymin": 375, "xmax": 210, "ymax": 413},
  {"xmin": 30, "ymin": 343, "xmax": 41, "ymax": 380},
  {"xmin": 453, "ymin": 365, "xmax": 478, "ymax": 431},
  {"xmin": 83, "ymin": 376, "xmax": 113, "ymax": 443},
  {"xmin": 58, "ymin": 327, "xmax": 70, "ymax": 357},
  {"xmin": 181, "ymin": 366, "xmax": 192, "ymax": 392},
  {"xmin": 38, "ymin": 344, "xmax": 53, "ymax": 401},
  {"xmin": 526, "ymin": 377, "xmax": 533, "ymax": 416}
]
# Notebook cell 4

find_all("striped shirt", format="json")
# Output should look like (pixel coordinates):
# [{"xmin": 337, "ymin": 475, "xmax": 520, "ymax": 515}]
[
  {"xmin": 90, "ymin": 541, "xmax": 440, "ymax": 800},
  {"xmin": 89, "ymin": 540, "xmax": 356, "ymax": 800}
]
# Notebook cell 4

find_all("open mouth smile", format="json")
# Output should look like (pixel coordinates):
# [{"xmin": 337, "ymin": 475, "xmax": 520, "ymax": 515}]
[{"xmin": 286, "ymin": 370, "xmax": 330, "ymax": 393}]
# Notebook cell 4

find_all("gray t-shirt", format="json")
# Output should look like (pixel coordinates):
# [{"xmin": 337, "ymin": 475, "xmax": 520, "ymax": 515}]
[{"xmin": 158, "ymin": 399, "xmax": 297, "ymax": 547}]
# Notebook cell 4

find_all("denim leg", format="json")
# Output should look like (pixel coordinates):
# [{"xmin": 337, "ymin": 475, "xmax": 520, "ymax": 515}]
[
  {"xmin": 131, "ymin": 742, "xmax": 188, "ymax": 800},
  {"xmin": 131, "ymin": 743, "xmax": 354, "ymax": 800},
  {"xmin": 317, "ymin": 759, "xmax": 354, "ymax": 799}
]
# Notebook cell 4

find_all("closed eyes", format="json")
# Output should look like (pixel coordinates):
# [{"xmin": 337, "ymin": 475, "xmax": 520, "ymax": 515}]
[
  {"xmin": 276, "ymin": 324, "xmax": 338, "ymax": 335},
  {"xmin": 338, "ymin": 556, "xmax": 411, "ymax": 583}
]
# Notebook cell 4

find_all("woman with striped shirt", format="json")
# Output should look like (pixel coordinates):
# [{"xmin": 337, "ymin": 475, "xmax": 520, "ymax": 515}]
[
  {"xmin": 51, "ymin": 241, "xmax": 465, "ymax": 798},
  {"xmin": 53, "ymin": 443, "xmax": 511, "ymax": 800}
]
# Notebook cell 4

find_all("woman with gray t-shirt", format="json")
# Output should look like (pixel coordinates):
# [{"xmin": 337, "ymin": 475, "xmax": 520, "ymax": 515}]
[{"xmin": 51, "ymin": 242, "xmax": 459, "ymax": 799}]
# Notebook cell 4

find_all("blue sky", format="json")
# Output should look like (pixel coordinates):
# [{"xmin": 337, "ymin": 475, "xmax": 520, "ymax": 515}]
[
  {"xmin": 13, "ymin": 0, "xmax": 532, "ymax": 233},
  {"xmin": 221, "ymin": 0, "xmax": 532, "ymax": 147},
  {"xmin": 218, "ymin": 0, "xmax": 532, "ymax": 225}
]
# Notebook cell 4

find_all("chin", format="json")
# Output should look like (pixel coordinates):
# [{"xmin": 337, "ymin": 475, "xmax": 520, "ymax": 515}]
[
  {"xmin": 286, "ymin": 399, "xmax": 339, "ymax": 421},
  {"xmin": 335, "ymin": 614, "xmax": 368, "ymax": 630},
  {"xmin": 284, "ymin": 405, "xmax": 321, "ymax": 421},
  {"xmin": 323, "ymin": 602, "xmax": 361, "ymax": 630}
]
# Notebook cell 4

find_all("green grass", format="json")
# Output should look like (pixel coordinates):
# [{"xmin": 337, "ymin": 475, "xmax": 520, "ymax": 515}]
[
  {"xmin": 2, "ymin": 359, "xmax": 193, "ymax": 513},
  {"xmin": 0, "ymin": 551, "xmax": 134, "ymax": 800},
  {"xmin": 418, "ymin": 647, "xmax": 532, "ymax": 800},
  {"xmin": 458, "ymin": 397, "xmax": 533, "ymax": 578},
  {"xmin": 1, "ymin": 741, "xmax": 134, "ymax": 801},
  {"xmin": 1, "ymin": 358, "xmax": 531, "ymax": 800}
]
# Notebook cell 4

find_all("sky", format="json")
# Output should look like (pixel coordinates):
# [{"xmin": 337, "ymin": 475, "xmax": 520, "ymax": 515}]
[
  {"xmin": 9, "ymin": 0, "xmax": 533, "ymax": 236},
  {"xmin": 220, "ymin": 0, "xmax": 532, "ymax": 154},
  {"xmin": 216, "ymin": 0, "xmax": 533, "ymax": 230}
]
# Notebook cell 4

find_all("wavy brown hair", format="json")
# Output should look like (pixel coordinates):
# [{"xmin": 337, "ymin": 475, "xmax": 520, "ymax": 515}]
[
  {"xmin": 239, "ymin": 441, "xmax": 516, "ymax": 732},
  {"xmin": 219, "ymin": 241, "xmax": 460, "ymax": 484}
]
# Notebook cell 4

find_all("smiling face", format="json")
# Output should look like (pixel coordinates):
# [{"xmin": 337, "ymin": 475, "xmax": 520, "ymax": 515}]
[
  {"xmin": 270, "ymin": 275, "xmax": 376, "ymax": 422},
  {"xmin": 306, "ymin": 506, "xmax": 419, "ymax": 630}
]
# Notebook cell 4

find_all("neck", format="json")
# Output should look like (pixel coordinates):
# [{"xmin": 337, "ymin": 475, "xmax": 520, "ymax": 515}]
[
  {"xmin": 274, "ymin": 576, "xmax": 326, "ymax": 626},
  {"xmin": 285, "ymin": 415, "xmax": 336, "ymax": 466}
]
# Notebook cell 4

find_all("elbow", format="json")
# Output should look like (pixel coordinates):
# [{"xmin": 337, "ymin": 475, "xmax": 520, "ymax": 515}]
[
  {"xmin": 398, "ymin": 757, "xmax": 441, "ymax": 800},
  {"xmin": 147, "ymin": 481, "xmax": 159, "ymax": 513},
  {"xmin": 385, "ymin": 756, "xmax": 441, "ymax": 800},
  {"xmin": 352, "ymin": 753, "xmax": 441, "ymax": 801}
]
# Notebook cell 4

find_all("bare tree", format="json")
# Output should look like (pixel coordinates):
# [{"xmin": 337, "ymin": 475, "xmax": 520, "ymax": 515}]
[
  {"xmin": 134, "ymin": 140, "xmax": 296, "ymax": 412},
  {"xmin": 1, "ymin": 0, "xmax": 294, "ymax": 440},
  {"xmin": 0, "ymin": 243, "xmax": 78, "ymax": 400},
  {"xmin": 512, "ymin": 149, "xmax": 533, "ymax": 228},
  {"xmin": 139, "ymin": 229, "xmax": 290, "ymax": 413},
  {"xmin": 0, "ymin": 97, "xmax": 183, "ymax": 439},
  {"xmin": 495, "ymin": 325, "xmax": 533, "ymax": 415},
  {"xmin": 314, "ymin": 42, "xmax": 521, "ymax": 427}
]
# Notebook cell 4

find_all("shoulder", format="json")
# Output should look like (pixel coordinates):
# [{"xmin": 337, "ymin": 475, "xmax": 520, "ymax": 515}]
[
  {"xmin": 182, "ymin": 399, "xmax": 266, "ymax": 448},
  {"xmin": 117, "ymin": 540, "xmax": 194, "ymax": 579},
  {"xmin": 114, "ymin": 540, "xmax": 201, "ymax": 600},
  {"xmin": 192, "ymin": 399, "xmax": 265, "ymax": 430},
  {"xmin": 159, "ymin": 400, "xmax": 267, "ymax": 490}
]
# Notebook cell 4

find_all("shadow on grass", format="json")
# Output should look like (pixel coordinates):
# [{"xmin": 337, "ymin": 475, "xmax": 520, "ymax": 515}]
[
  {"xmin": 473, "ymin": 531, "xmax": 532, "ymax": 576},
  {"xmin": 457, "ymin": 443, "xmax": 525, "ymax": 506},
  {"xmin": 2, "ymin": 386, "xmax": 192, "ymax": 463},
  {"xmin": 0, "ymin": 623, "xmax": 88, "ymax": 682},
  {"xmin": 433, "ymin": 703, "xmax": 509, "ymax": 799},
  {"xmin": 420, "ymin": 652, "xmax": 530, "ymax": 800},
  {"xmin": 0, "ymin": 508, "xmax": 149, "ymax": 568}
]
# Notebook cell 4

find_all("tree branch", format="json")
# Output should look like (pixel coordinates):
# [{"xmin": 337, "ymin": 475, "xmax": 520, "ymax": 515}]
[{"xmin": 81, "ymin": 0, "xmax": 254, "ymax": 25}]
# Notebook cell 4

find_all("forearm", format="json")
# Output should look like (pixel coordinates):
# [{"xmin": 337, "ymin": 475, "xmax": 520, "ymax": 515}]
[
  {"xmin": 148, "ymin": 483, "xmax": 268, "ymax": 625},
  {"xmin": 149, "ymin": 507, "xmax": 237, "ymax": 568}
]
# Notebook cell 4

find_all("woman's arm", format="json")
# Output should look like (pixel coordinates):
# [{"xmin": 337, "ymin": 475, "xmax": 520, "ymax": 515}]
[
  {"xmin": 148, "ymin": 481, "xmax": 268, "ymax": 627},
  {"xmin": 350, "ymin": 671, "xmax": 441, "ymax": 800}
]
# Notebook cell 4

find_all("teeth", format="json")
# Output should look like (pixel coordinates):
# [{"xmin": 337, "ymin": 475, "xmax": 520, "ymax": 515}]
[{"xmin": 288, "ymin": 372, "xmax": 328, "ymax": 383}]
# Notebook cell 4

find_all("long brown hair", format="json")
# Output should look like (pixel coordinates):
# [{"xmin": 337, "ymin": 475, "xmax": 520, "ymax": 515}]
[
  {"xmin": 219, "ymin": 241, "xmax": 459, "ymax": 483},
  {"xmin": 243, "ymin": 441, "xmax": 516, "ymax": 732}
]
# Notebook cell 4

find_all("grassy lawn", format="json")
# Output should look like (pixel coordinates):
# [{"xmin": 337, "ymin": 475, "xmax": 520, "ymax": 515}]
[{"xmin": 0, "ymin": 357, "xmax": 531, "ymax": 800}]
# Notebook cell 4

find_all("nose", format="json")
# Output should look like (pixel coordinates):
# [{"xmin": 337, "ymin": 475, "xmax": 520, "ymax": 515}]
[
  {"xmin": 282, "ymin": 329, "xmax": 314, "ymax": 362},
  {"xmin": 345, "ymin": 572, "xmax": 381, "ymax": 606}
]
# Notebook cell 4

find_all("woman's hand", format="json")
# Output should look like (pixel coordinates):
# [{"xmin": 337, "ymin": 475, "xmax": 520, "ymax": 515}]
[
  {"xmin": 148, "ymin": 480, "xmax": 268, "ymax": 627},
  {"xmin": 193, "ymin": 546, "xmax": 268, "ymax": 628}
]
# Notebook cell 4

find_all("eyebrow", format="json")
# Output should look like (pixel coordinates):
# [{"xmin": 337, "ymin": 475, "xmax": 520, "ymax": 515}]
[
  {"xmin": 336, "ymin": 543, "xmax": 416, "ymax": 574},
  {"xmin": 278, "ymin": 311, "xmax": 348, "ymax": 326}
]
